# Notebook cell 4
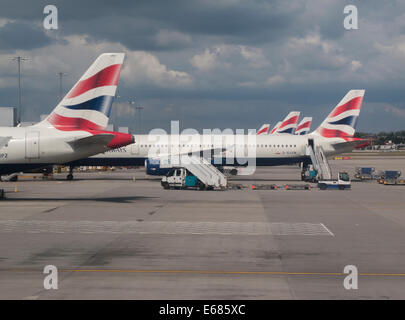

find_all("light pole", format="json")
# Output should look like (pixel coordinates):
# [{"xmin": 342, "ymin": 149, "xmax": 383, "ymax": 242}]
[
  {"xmin": 128, "ymin": 100, "xmax": 136, "ymax": 131},
  {"xmin": 11, "ymin": 56, "xmax": 29, "ymax": 124},
  {"xmin": 135, "ymin": 105, "xmax": 144, "ymax": 134},
  {"xmin": 57, "ymin": 72, "xmax": 67, "ymax": 102}
]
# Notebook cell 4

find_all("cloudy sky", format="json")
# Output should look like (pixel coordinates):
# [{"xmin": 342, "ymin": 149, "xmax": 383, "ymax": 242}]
[{"xmin": 0, "ymin": 0, "xmax": 404, "ymax": 133}]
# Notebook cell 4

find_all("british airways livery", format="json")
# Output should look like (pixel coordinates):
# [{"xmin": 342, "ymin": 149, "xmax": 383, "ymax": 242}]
[
  {"xmin": 68, "ymin": 90, "xmax": 366, "ymax": 177},
  {"xmin": 295, "ymin": 117, "xmax": 313, "ymax": 135},
  {"xmin": 257, "ymin": 124, "xmax": 271, "ymax": 135},
  {"xmin": 269, "ymin": 121, "xmax": 281, "ymax": 135},
  {"xmin": 0, "ymin": 53, "xmax": 134, "ymax": 175},
  {"xmin": 275, "ymin": 111, "xmax": 300, "ymax": 134}
]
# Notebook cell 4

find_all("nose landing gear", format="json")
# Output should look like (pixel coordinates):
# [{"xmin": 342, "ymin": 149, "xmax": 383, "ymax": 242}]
[{"xmin": 66, "ymin": 166, "xmax": 74, "ymax": 180}]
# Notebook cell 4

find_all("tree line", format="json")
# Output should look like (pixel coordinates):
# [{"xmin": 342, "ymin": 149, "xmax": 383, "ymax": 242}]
[{"xmin": 354, "ymin": 131, "xmax": 405, "ymax": 145}]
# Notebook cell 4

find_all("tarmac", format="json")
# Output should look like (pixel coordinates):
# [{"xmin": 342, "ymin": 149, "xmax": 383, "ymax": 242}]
[{"xmin": 1, "ymin": 155, "xmax": 405, "ymax": 299}]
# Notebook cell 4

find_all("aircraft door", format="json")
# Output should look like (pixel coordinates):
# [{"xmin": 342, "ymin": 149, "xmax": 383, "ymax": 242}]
[
  {"xmin": 306, "ymin": 137, "xmax": 315, "ymax": 156},
  {"xmin": 25, "ymin": 131, "xmax": 40, "ymax": 159},
  {"xmin": 308, "ymin": 138, "xmax": 314, "ymax": 149},
  {"xmin": 131, "ymin": 143, "xmax": 139, "ymax": 155}
]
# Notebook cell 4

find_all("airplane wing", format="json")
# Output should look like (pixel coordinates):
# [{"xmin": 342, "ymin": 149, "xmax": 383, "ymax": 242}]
[
  {"xmin": 0, "ymin": 137, "xmax": 11, "ymax": 150},
  {"xmin": 331, "ymin": 138, "xmax": 369, "ymax": 153},
  {"xmin": 66, "ymin": 134, "xmax": 115, "ymax": 151}
]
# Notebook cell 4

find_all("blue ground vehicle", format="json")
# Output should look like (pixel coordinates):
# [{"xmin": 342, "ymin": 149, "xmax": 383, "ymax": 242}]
[
  {"xmin": 354, "ymin": 167, "xmax": 375, "ymax": 180},
  {"xmin": 379, "ymin": 170, "xmax": 405, "ymax": 185}
]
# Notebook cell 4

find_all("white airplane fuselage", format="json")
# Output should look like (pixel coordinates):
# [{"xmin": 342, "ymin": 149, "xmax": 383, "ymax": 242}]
[
  {"xmin": 0, "ymin": 52, "xmax": 135, "ymax": 176},
  {"xmin": 70, "ymin": 133, "xmax": 348, "ymax": 169},
  {"xmin": 0, "ymin": 126, "xmax": 113, "ymax": 174}
]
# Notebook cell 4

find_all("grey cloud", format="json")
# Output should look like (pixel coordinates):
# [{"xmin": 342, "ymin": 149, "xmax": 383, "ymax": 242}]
[
  {"xmin": 0, "ymin": 21, "xmax": 52, "ymax": 51},
  {"xmin": 0, "ymin": 0, "xmax": 404, "ymax": 132}
]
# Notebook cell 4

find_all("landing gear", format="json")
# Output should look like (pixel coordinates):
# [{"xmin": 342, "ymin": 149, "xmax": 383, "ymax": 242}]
[{"xmin": 66, "ymin": 166, "xmax": 74, "ymax": 181}]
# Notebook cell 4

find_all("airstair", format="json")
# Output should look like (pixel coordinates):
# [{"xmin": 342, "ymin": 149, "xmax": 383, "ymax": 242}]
[
  {"xmin": 160, "ymin": 155, "xmax": 228, "ymax": 189},
  {"xmin": 307, "ymin": 143, "xmax": 332, "ymax": 180}
]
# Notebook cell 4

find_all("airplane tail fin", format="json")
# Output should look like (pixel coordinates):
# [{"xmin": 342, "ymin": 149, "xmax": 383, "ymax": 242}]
[
  {"xmin": 257, "ymin": 124, "xmax": 271, "ymax": 135},
  {"xmin": 269, "ymin": 121, "xmax": 281, "ymax": 135},
  {"xmin": 295, "ymin": 117, "xmax": 312, "ymax": 135},
  {"xmin": 313, "ymin": 90, "xmax": 365, "ymax": 139},
  {"xmin": 39, "ymin": 53, "xmax": 125, "ymax": 131},
  {"xmin": 276, "ymin": 111, "xmax": 300, "ymax": 134}
]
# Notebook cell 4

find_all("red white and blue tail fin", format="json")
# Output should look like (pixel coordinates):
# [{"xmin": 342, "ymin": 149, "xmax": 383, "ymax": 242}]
[
  {"xmin": 295, "ymin": 117, "xmax": 312, "ymax": 135},
  {"xmin": 39, "ymin": 53, "xmax": 124, "ymax": 131},
  {"xmin": 314, "ymin": 90, "xmax": 365, "ymax": 139},
  {"xmin": 257, "ymin": 123, "xmax": 270, "ymax": 135},
  {"xmin": 269, "ymin": 121, "xmax": 281, "ymax": 135},
  {"xmin": 275, "ymin": 111, "xmax": 300, "ymax": 134}
]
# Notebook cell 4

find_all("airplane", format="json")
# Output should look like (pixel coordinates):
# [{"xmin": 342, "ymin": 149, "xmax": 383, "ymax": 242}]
[
  {"xmin": 67, "ymin": 90, "xmax": 366, "ymax": 177},
  {"xmin": 269, "ymin": 121, "xmax": 281, "ymax": 135},
  {"xmin": 295, "ymin": 117, "xmax": 313, "ymax": 135},
  {"xmin": 274, "ymin": 111, "xmax": 300, "ymax": 134},
  {"xmin": 0, "ymin": 53, "xmax": 134, "ymax": 180},
  {"xmin": 257, "ymin": 124, "xmax": 271, "ymax": 135}
]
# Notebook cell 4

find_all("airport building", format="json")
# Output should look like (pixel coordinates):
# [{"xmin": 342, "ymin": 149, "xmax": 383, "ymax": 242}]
[{"xmin": 0, "ymin": 107, "xmax": 17, "ymax": 127}]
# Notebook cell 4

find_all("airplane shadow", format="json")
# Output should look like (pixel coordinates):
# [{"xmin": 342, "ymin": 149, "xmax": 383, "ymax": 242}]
[{"xmin": 1, "ymin": 195, "xmax": 155, "ymax": 203}]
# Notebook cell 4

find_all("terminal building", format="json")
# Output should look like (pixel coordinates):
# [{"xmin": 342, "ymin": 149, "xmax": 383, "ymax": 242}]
[{"xmin": 0, "ymin": 107, "xmax": 17, "ymax": 127}]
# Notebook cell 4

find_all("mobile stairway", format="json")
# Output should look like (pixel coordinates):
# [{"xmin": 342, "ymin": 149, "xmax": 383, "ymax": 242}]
[
  {"xmin": 306, "ymin": 141, "xmax": 332, "ymax": 180},
  {"xmin": 160, "ymin": 155, "xmax": 228, "ymax": 189}
]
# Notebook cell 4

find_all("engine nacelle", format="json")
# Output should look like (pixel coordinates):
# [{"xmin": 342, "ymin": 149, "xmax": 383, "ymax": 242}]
[{"xmin": 145, "ymin": 158, "xmax": 171, "ymax": 176}]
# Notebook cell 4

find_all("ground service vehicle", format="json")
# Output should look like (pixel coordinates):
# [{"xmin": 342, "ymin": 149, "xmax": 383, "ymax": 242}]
[
  {"xmin": 354, "ymin": 167, "xmax": 375, "ymax": 180},
  {"xmin": 379, "ymin": 170, "xmax": 405, "ymax": 185},
  {"xmin": 318, "ymin": 171, "xmax": 351, "ymax": 190},
  {"xmin": 161, "ymin": 168, "xmax": 213, "ymax": 190},
  {"xmin": 301, "ymin": 165, "xmax": 317, "ymax": 182}
]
